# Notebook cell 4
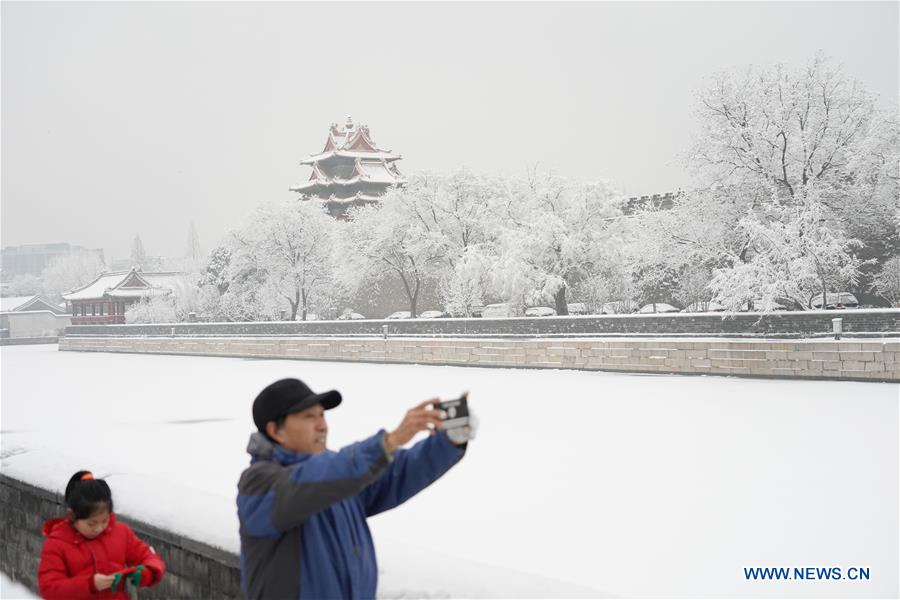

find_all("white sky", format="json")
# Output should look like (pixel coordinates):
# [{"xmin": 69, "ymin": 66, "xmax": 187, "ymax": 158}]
[{"xmin": 2, "ymin": 1, "xmax": 897, "ymax": 261}]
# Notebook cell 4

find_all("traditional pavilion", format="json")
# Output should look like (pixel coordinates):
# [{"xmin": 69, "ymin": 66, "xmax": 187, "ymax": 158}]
[
  {"xmin": 290, "ymin": 117, "xmax": 405, "ymax": 218},
  {"xmin": 62, "ymin": 268, "xmax": 185, "ymax": 324}
]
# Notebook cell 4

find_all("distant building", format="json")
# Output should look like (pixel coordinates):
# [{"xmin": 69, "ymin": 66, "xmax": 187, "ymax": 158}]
[
  {"xmin": 0, "ymin": 295, "xmax": 70, "ymax": 339},
  {"xmin": 622, "ymin": 192, "xmax": 677, "ymax": 215},
  {"xmin": 290, "ymin": 117, "xmax": 405, "ymax": 218},
  {"xmin": 0, "ymin": 243, "xmax": 105, "ymax": 280},
  {"xmin": 62, "ymin": 268, "xmax": 186, "ymax": 325}
]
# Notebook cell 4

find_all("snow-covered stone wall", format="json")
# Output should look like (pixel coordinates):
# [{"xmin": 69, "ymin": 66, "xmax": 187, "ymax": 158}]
[
  {"xmin": 58, "ymin": 336, "xmax": 899, "ymax": 382},
  {"xmin": 0, "ymin": 474, "xmax": 241, "ymax": 599},
  {"xmin": 63, "ymin": 309, "xmax": 900, "ymax": 339}
]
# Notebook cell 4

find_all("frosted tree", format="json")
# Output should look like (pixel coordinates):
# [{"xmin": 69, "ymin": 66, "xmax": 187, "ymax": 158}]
[
  {"xmin": 489, "ymin": 172, "xmax": 622, "ymax": 315},
  {"xmin": 5, "ymin": 274, "xmax": 43, "ymax": 296},
  {"xmin": 231, "ymin": 198, "xmax": 339, "ymax": 321},
  {"xmin": 872, "ymin": 256, "xmax": 900, "ymax": 307},
  {"xmin": 573, "ymin": 248, "xmax": 638, "ymax": 314},
  {"xmin": 674, "ymin": 264, "xmax": 716, "ymax": 312},
  {"xmin": 41, "ymin": 251, "xmax": 107, "ymax": 300},
  {"xmin": 439, "ymin": 246, "xmax": 493, "ymax": 317},
  {"xmin": 684, "ymin": 53, "xmax": 898, "ymax": 306},
  {"xmin": 709, "ymin": 184, "xmax": 867, "ymax": 311},
  {"xmin": 344, "ymin": 188, "xmax": 447, "ymax": 318},
  {"xmin": 197, "ymin": 243, "xmax": 233, "ymax": 319},
  {"xmin": 125, "ymin": 295, "xmax": 177, "ymax": 324},
  {"xmin": 387, "ymin": 170, "xmax": 501, "ymax": 316}
]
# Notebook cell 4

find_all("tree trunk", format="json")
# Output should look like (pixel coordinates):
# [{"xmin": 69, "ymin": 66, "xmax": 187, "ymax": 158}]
[
  {"xmin": 554, "ymin": 286, "xmax": 569, "ymax": 315},
  {"xmin": 300, "ymin": 289, "xmax": 307, "ymax": 321},
  {"xmin": 398, "ymin": 273, "xmax": 418, "ymax": 318},
  {"xmin": 410, "ymin": 279, "xmax": 420, "ymax": 318}
]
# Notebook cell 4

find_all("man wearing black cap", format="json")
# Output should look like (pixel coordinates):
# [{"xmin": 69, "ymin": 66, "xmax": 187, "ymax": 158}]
[{"xmin": 236, "ymin": 378, "xmax": 475, "ymax": 600}]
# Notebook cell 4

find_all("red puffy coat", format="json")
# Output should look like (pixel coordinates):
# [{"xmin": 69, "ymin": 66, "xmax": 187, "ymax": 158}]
[{"xmin": 38, "ymin": 513, "xmax": 165, "ymax": 600}]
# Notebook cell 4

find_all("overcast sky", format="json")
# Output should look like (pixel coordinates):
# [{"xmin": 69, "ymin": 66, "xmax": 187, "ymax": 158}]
[{"xmin": 2, "ymin": 1, "xmax": 897, "ymax": 261}]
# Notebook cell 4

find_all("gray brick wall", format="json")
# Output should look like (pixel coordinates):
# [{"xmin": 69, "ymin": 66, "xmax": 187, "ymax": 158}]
[
  {"xmin": 0, "ymin": 474, "xmax": 241, "ymax": 599},
  {"xmin": 59, "ymin": 336, "xmax": 900, "ymax": 382}
]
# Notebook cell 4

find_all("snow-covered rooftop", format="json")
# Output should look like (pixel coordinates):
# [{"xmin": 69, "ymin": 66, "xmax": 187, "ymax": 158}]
[
  {"xmin": 299, "ymin": 150, "xmax": 401, "ymax": 165},
  {"xmin": 62, "ymin": 270, "xmax": 186, "ymax": 301},
  {"xmin": 356, "ymin": 160, "xmax": 403, "ymax": 184}
]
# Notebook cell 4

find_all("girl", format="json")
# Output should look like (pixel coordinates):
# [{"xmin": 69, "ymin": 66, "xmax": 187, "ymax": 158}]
[{"xmin": 38, "ymin": 471, "xmax": 166, "ymax": 599}]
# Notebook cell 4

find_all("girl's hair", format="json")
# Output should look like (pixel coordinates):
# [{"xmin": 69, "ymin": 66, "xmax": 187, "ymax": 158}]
[{"xmin": 64, "ymin": 470, "xmax": 113, "ymax": 520}]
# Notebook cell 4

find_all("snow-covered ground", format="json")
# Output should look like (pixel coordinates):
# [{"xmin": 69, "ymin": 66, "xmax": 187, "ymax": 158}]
[
  {"xmin": 0, "ymin": 571, "xmax": 38, "ymax": 600},
  {"xmin": 1, "ymin": 344, "xmax": 897, "ymax": 598}
]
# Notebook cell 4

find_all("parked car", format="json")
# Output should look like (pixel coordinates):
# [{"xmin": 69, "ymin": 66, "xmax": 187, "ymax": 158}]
[
  {"xmin": 418, "ymin": 310, "xmax": 449, "ymax": 319},
  {"xmin": 566, "ymin": 302, "xmax": 588, "ymax": 315},
  {"xmin": 600, "ymin": 301, "xmax": 637, "ymax": 314},
  {"xmin": 810, "ymin": 292, "xmax": 859, "ymax": 310},
  {"xmin": 337, "ymin": 311, "xmax": 366, "ymax": 320},
  {"xmin": 638, "ymin": 303, "xmax": 679, "ymax": 314},
  {"xmin": 524, "ymin": 306, "xmax": 557, "ymax": 317},
  {"xmin": 481, "ymin": 303, "xmax": 513, "ymax": 318},
  {"xmin": 681, "ymin": 301, "xmax": 726, "ymax": 313},
  {"xmin": 384, "ymin": 311, "xmax": 411, "ymax": 320}
]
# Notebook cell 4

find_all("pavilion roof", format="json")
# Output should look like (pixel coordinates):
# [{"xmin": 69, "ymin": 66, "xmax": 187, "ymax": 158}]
[{"xmin": 62, "ymin": 269, "xmax": 186, "ymax": 301}]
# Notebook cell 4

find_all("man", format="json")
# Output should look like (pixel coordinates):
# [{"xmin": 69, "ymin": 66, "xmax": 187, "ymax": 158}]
[{"xmin": 236, "ymin": 378, "xmax": 476, "ymax": 599}]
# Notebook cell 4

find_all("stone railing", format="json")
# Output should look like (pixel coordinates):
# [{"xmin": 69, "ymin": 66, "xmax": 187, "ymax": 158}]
[{"xmin": 59, "ymin": 336, "xmax": 899, "ymax": 382}]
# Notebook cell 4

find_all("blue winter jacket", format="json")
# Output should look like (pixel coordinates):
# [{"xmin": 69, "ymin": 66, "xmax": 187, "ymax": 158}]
[{"xmin": 237, "ymin": 429, "xmax": 465, "ymax": 599}]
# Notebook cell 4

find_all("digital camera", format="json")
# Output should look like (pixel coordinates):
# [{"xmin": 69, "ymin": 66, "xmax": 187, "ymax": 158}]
[{"xmin": 435, "ymin": 392, "xmax": 469, "ymax": 429}]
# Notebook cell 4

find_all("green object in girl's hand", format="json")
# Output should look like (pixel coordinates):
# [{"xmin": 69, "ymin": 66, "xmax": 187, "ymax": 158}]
[
  {"xmin": 127, "ymin": 565, "xmax": 146, "ymax": 587},
  {"xmin": 111, "ymin": 565, "xmax": 145, "ymax": 594},
  {"xmin": 111, "ymin": 572, "xmax": 125, "ymax": 593}
]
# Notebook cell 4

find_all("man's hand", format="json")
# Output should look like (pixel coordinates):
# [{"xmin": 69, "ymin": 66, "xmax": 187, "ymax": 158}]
[
  {"xmin": 385, "ymin": 399, "xmax": 445, "ymax": 453},
  {"xmin": 93, "ymin": 573, "xmax": 115, "ymax": 591},
  {"xmin": 446, "ymin": 408, "xmax": 479, "ymax": 446}
]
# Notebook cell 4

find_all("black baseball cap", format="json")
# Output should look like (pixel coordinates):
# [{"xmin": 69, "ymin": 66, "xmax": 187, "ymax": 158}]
[{"xmin": 252, "ymin": 378, "xmax": 342, "ymax": 433}]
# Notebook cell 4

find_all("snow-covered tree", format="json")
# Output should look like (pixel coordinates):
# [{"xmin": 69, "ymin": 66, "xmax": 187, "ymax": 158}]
[
  {"xmin": 689, "ymin": 53, "xmax": 895, "ymax": 206},
  {"xmin": 439, "ymin": 246, "xmax": 492, "ymax": 317},
  {"xmin": 674, "ymin": 263, "xmax": 716, "ymax": 311},
  {"xmin": 230, "ymin": 198, "xmax": 339, "ymax": 321},
  {"xmin": 680, "ymin": 53, "xmax": 898, "ymax": 310},
  {"xmin": 709, "ymin": 184, "xmax": 867, "ymax": 311},
  {"xmin": 344, "ymin": 188, "xmax": 448, "ymax": 318},
  {"xmin": 872, "ymin": 256, "xmax": 900, "ymax": 307},
  {"xmin": 5, "ymin": 274, "xmax": 43, "ymax": 296},
  {"xmin": 41, "ymin": 251, "xmax": 107, "ymax": 300},
  {"xmin": 573, "ymin": 250, "xmax": 637, "ymax": 314},
  {"xmin": 125, "ymin": 295, "xmax": 177, "ymax": 324},
  {"xmin": 489, "ymin": 172, "xmax": 622, "ymax": 315},
  {"xmin": 383, "ymin": 170, "xmax": 502, "ymax": 316}
]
